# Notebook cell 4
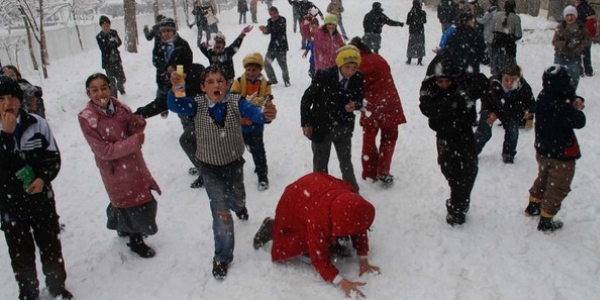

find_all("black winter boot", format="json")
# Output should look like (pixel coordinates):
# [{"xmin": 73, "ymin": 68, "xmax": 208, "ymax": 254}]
[
  {"xmin": 128, "ymin": 234, "xmax": 156, "ymax": 258},
  {"xmin": 235, "ymin": 206, "xmax": 249, "ymax": 220},
  {"xmin": 524, "ymin": 202, "xmax": 541, "ymax": 216},
  {"xmin": 538, "ymin": 216, "xmax": 563, "ymax": 232},
  {"xmin": 212, "ymin": 260, "xmax": 229, "ymax": 280},
  {"xmin": 49, "ymin": 289, "xmax": 74, "ymax": 300},
  {"xmin": 253, "ymin": 217, "xmax": 274, "ymax": 249},
  {"xmin": 445, "ymin": 198, "xmax": 467, "ymax": 226},
  {"xmin": 190, "ymin": 176, "xmax": 204, "ymax": 188}
]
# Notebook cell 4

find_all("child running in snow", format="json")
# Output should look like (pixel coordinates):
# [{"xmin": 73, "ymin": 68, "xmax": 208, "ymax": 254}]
[{"xmin": 230, "ymin": 52, "xmax": 273, "ymax": 190}]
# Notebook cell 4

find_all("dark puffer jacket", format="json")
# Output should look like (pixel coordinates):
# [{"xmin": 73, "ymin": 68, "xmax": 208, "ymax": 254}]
[
  {"xmin": 363, "ymin": 5, "xmax": 403, "ymax": 34},
  {"xmin": 534, "ymin": 65, "xmax": 586, "ymax": 160},
  {"xmin": 485, "ymin": 76, "xmax": 534, "ymax": 121}
]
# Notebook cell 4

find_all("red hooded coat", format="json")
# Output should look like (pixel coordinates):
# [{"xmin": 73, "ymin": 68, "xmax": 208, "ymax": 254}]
[
  {"xmin": 78, "ymin": 99, "xmax": 161, "ymax": 208},
  {"xmin": 358, "ymin": 51, "xmax": 406, "ymax": 128},
  {"xmin": 271, "ymin": 172, "xmax": 375, "ymax": 282}
]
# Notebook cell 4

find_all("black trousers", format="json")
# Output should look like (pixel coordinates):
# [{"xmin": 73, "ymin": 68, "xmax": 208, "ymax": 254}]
[
  {"xmin": 243, "ymin": 131, "xmax": 268, "ymax": 180},
  {"xmin": 1, "ymin": 210, "xmax": 67, "ymax": 300},
  {"xmin": 179, "ymin": 116, "xmax": 202, "ymax": 170},
  {"xmin": 436, "ymin": 134, "xmax": 479, "ymax": 215}
]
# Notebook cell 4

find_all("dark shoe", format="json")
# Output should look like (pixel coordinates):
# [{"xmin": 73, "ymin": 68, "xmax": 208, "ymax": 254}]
[
  {"xmin": 190, "ymin": 176, "xmax": 204, "ymax": 188},
  {"xmin": 329, "ymin": 238, "xmax": 352, "ymax": 258},
  {"xmin": 128, "ymin": 234, "xmax": 156, "ymax": 258},
  {"xmin": 50, "ymin": 289, "xmax": 73, "ymax": 300},
  {"xmin": 160, "ymin": 110, "xmax": 169, "ymax": 118},
  {"xmin": 235, "ymin": 206, "xmax": 249, "ymax": 220},
  {"xmin": 258, "ymin": 181, "xmax": 269, "ymax": 191},
  {"xmin": 253, "ymin": 217, "xmax": 274, "ymax": 249},
  {"xmin": 188, "ymin": 167, "xmax": 200, "ymax": 176},
  {"xmin": 270, "ymin": 80, "xmax": 278, "ymax": 85},
  {"xmin": 284, "ymin": 81, "xmax": 291, "ymax": 87},
  {"xmin": 377, "ymin": 174, "xmax": 394, "ymax": 184},
  {"xmin": 537, "ymin": 216, "xmax": 563, "ymax": 232},
  {"xmin": 524, "ymin": 202, "xmax": 541, "ymax": 216},
  {"xmin": 446, "ymin": 212, "xmax": 466, "ymax": 226},
  {"xmin": 405, "ymin": 59, "xmax": 411, "ymax": 65},
  {"xmin": 117, "ymin": 231, "xmax": 129, "ymax": 237},
  {"xmin": 119, "ymin": 89, "xmax": 126, "ymax": 95},
  {"xmin": 212, "ymin": 260, "xmax": 228, "ymax": 280},
  {"xmin": 502, "ymin": 155, "xmax": 514, "ymax": 164},
  {"xmin": 417, "ymin": 58, "xmax": 423, "ymax": 65},
  {"xmin": 585, "ymin": 72, "xmax": 594, "ymax": 77}
]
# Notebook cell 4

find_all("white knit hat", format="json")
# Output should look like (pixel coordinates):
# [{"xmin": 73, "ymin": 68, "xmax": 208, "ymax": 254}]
[{"xmin": 563, "ymin": 5, "xmax": 578, "ymax": 18}]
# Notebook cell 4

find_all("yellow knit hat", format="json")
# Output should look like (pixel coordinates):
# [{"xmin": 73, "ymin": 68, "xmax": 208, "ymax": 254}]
[
  {"xmin": 324, "ymin": 14, "xmax": 338, "ymax": 25},
  {"xmin": 243, "ymin": 52, "xmax": 264, "ymax": 68},
  {"xmin": 336, "ymin": 47, "xmax": 361, "ymax": 68}
]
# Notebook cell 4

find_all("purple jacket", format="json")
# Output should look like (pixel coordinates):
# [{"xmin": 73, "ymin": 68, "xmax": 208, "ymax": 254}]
[{"xmin": 78, "ymin": 99, "xmax": 161, "ymax": 208}]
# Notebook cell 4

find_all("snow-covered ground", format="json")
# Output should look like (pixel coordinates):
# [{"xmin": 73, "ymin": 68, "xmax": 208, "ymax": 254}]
[{"xmin": 1, "ymin": 1, "xmax": 599, "ymax": 299}]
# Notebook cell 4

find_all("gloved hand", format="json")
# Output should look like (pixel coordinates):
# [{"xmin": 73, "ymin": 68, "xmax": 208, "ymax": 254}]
[
  {"xmin": 400, "ymin": 22, "xmax": 404, "ymax": 27},
  {"xmin": 242, "ymin": 25, "xmax": 253, "ymax": 34}
]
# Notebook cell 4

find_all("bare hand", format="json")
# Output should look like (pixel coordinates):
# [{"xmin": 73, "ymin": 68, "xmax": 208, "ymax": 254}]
[
  {"xmin": 26, "ymin": 178, "xmax": 44, "ymax": 194},
  {"xmin": 359, "ymin": 258, "xmax": 381, "ymax": 277},
  {"xmin": 131, "ymin": 114, "xmax": 146, "ymax": 127},
  {"xmin": 258, "ymin": 25, "xmax": 267, "ymax": 33},
  {"xmin": 242, "ymin": 25, "xmax": 253, "ymax": 34},
  {"xmin": 166, "ymin": 65, "xmax": 175, "ymax": 74},
  {"xmin": 262, "ymin": 101, "xmax": 277, "ymax": 121},
  {"xmin": 572, "ymin": 98, "xmax": 585, "ymax": 110},
  {"xmin": 345, "ymin": 101, "xmax": 356, "ymax": 112},
  {"xmin": 338, "ymin": 278, "xmax": 366, "ymax": 298},
  {"xmin": 302, "ymin": 126, "xmax": 313, "ymax": 139},
  {"xmin": 137, "ymin": 132, "xmax": 145, "ymax": 145},
  {"xmin": 1, "ymin": 111, "xmax": 17, "ymax": 134},
  {"xmin": 302, "ymin": 52, "xmax": 308, "ymax": 59},
  {"xmin": 486, "ymin": 112, "xmax": 497, "ymax": 124}
]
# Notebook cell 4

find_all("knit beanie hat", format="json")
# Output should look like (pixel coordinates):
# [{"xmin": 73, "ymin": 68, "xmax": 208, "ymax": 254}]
[
  {"xmin": 160, "ymin": 18, "xmax": 177, "ymax": 31},
  {"xmin": 336, "ymin": 46, "xmax": 361, "ymax": 68},
  {"xmin": 324, "ymin": 14, "xmax": 338, "ymax": 25},
  {"xmin": 99, "ymin": 15, "xmax": 110, "ymax": 26},
  {"xmin": 563, "ymin": 5, "xmax": 578, "ymax": 18},
  {"xmin": 330, "ymin": 193, "xmax": 375, "ymax": 237},
  {"xmin": 0, "ymin": 75, "xmax": 24, "ymax": 102},
  {"xmin": 243, "ymin": 52, "xmax": 264, "ymax": 68},
  {"xmin": 213, "ymin": 32, "xmax": 226, "ymax": 44}
]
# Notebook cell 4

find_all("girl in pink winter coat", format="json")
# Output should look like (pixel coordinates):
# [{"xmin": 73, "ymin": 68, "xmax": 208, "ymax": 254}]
[
  {"xmin": 313, "ymin": 14, "xmax": 346, "ymax": 71},
  {"xmin": 78, "ymin": 73, "xmax": 161, "ymax": 258}
]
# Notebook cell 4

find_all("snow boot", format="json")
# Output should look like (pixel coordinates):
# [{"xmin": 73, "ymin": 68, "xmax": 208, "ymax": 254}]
[
  {"xmin": 258, "ymin": 175, "xmax": 269, "ymax": 191},
  {"xmin": 524, "ymin": 202, "xmax": 541, "ymax": 216},
  {"xmin": 235, "ymin": 206, "xmax": 249, "ymax": 221},
  {"xmin": 212, "ymin": 260, "xmax": 228, "ymax": 280},
  {"xmin": 253, "ymin": 217, "xmax": 274, "ymax": 249},
  {"xmin": 188, "ymin": 167, "xmax": 200, "ymax": 176},
  {"xmin": 446, "ymin": 212, "xmax": 466, "ymax": 226},
  {"xmin": 49, "ymin": 289, "xmax": 73, "ymax": 300},
  {"xmin": 128, "ymin": 234, "xmax": 156, "ymax": 258},
  {"xmin": 377, "ymin": 174, "xmax": 394, "ymax": 184},
  {"xmin": 537, "ymin": 216, "xmax": 563, "ymax": 232},
  {"xmin": 190, "ymin": 176, "xmax": 204, "ymax": 189}
]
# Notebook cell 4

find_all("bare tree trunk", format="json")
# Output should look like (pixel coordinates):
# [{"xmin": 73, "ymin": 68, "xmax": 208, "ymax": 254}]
[
  {"xmin": 22, "ymin": 12, "xmax": 39, "ymax": 71},
  {"xmin": 39, "ymin": 0, "xmax": 49, "ymax": 78},
  {"xmin": 172, "ymin": 0, "xmax": 179, "ymax": 27},
  {"xmin": 183, "ymin": 0, "xmax": 190, "ymax": 25},
  {"xmin": 124, "ymin": 0, "xmax": 138, "ymax": 53},
  {"xmin": 153, "ymin": 0, "xmax": 159, "ymax": 19},
  {"xmin": 71, "ymin": 6, "xmax": 85, "ymax": 51}
]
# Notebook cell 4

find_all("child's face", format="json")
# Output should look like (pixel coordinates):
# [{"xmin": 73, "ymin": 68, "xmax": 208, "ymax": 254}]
[
  {"xmin": 326, "ymin": 23, "xmax": 336, "ymax": 33},
  {"xmin": 501, "ymin": 74, "xmax": 520, "ymax": 90},
  {"xmin": 310, "ymin": 23, "xmax": 319, "ymax": 32},
  {"xmin": 0, "ymin": 94, "xmax": 20, "ymax": 118},
  {"xmin": 565, "ymin": 14, "xmax": 577, "ymax": 24},
  {"xmin": 101, "ymin": 23, "xmax": 111, "ymax": 33},
  {"xmin": 435, "ymin": 78, "xmax": 453, "ymax": 90},
  {"xmin": 244, "ymin": 65, "xmax": 262, "ymax": 79},
  {"xmin": 161, "ymin": 29, "xmax": 175, "ymax": 42},
  {"xmin": 340, "ymin": 63, "xmax": 359, "ymax": 78},
  {"xmin": 86, "ymin": 78, "xmax": 111, "ymax": 108},
  {"xmin": 201, "ymin": 72, "xmax": 228, "ymax": 102},
  {"xmin": 214, "ymin": 41, "xmax": 225, "ymax": 53}
]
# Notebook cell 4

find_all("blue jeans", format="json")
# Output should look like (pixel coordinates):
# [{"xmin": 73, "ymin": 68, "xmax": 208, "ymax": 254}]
[
  {"xmin": 199, "ymin": 158, "xmax": 246, "ymax": 263},
  {"xmin": 554, "ymin": 54, "xmax": 581, "ymax": 91},
  {"xmin": 474, "ymin": 109, "xmax": 519, "ymax": 158}
]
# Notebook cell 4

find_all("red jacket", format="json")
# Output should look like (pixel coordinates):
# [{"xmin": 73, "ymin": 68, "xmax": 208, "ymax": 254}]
[
  {"xmin": 359, "ymin": 51, "xmax": 406, "ymax": 128},
  {"xmin": 271, "ymin": 172, "xmax": 375, "ymax": 282},
  {"xmin": 78, "ymin": 99, "xmax": 161, "ymax": 208}
]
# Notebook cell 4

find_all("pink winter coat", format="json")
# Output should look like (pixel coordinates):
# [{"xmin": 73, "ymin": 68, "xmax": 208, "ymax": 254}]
[
  {"xmin": 359, "ymin": 51, "xmax": 406, "ymax": 128},
  {"xmin": 313, "ymin": 27, "xmax": 345, "ymax": 71},
  {"xmin": 78, "ymin": 99, "xmax": 161, "ymax": 208},
  {"xmin": 271, "ymin": 172, "xmax": 375, "ymax": 282}
]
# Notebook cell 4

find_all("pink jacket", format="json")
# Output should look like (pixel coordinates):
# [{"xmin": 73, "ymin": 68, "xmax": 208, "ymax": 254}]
[
  {"xmin": 313, "ymin": 27, "xmax": 345, "ymax": 71},
  {"xmin": 271, "ymin": 173, "xmax": 374, "ymax": 282},
  {"xmin": 78, "ymin": 99, "xmax": 161, "ymax": 208}
]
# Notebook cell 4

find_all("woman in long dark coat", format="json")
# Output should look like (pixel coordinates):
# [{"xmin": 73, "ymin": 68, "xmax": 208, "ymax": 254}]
[{"xmin": 406, "ymin": 0, "xmax": 427, "ymax": 65}]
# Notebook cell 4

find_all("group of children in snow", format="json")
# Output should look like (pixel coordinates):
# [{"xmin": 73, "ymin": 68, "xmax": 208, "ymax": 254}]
[{"xmin": 0, "ymin": 1, "xmax": 593, "ymax": 299}]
